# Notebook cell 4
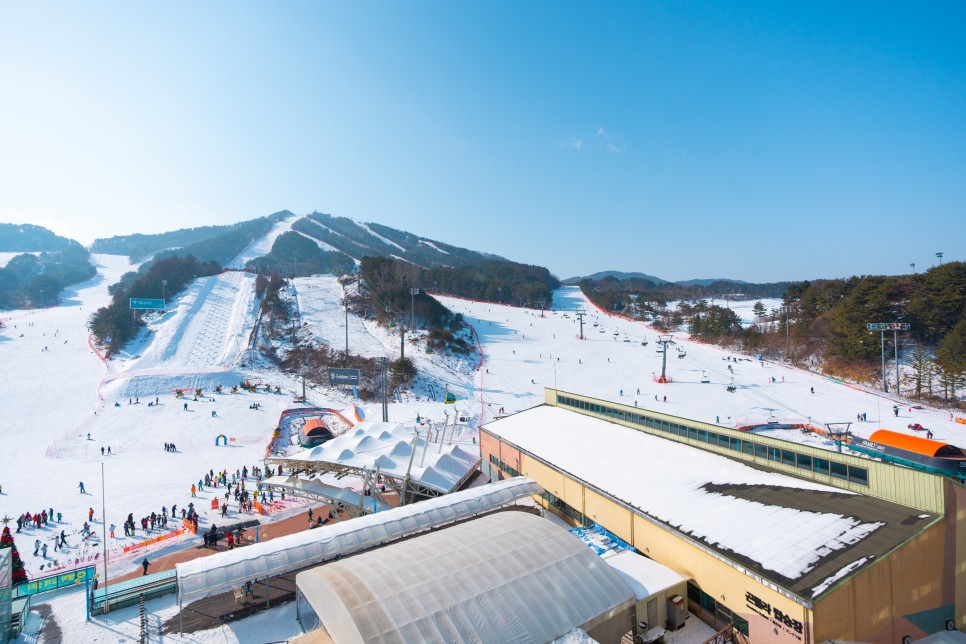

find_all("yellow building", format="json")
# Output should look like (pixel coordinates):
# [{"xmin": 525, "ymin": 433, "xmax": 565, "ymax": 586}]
[{"xmin": 479, "ymin": 389, "xmax": 966, "ymax": 643}]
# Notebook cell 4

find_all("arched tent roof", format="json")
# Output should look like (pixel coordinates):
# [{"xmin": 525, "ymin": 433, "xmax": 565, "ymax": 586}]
[
  {"xmin": 176, "ymin": 477, "xmax": 543, "ymax": 604},
  {"xmin": 302, "ymin": 419, "xmax": 331, "ymax": 437},
  {"xmin": 868, "ymin": 429, "xmax": 964, "ymax": 458},
  {"xmin": 295, "ymin": 511, "xmax": 636, "ymax": 644}
]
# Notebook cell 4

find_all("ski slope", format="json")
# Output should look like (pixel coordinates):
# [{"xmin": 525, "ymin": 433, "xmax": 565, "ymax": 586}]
[
  {"xmin": 438, "ymin": 286, "xmax": 966, "ymax": 448},
  {"xmin": 225, "ymin": 212, "xmax": 302, "ymax": 269},
  {"xmin": 115, "ymin": 270, "xmax": 259, "ymax": 373},
  {"xmin": 2, "ymin": 244, "xmax": 962, "ymax": 643}
]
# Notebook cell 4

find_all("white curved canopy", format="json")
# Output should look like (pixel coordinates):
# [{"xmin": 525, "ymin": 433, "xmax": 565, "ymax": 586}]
[
  {"xmin": 296, "ymin": 511, "xmax": 636, "ymax": 644},
  {"xmin": 176, "ymin": 477, "xmax": 543, "ymax": 603}
]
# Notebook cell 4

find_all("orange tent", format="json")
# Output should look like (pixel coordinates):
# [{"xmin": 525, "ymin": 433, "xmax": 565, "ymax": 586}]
[{"xmin": 869, "ymin": 429, "xmax": 963, "ymax": 458}]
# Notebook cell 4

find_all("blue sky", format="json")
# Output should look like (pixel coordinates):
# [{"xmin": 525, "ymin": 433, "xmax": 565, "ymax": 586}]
[{"xmin": 1, "ymin": 2, "xmax": 963, "ymax": 282}]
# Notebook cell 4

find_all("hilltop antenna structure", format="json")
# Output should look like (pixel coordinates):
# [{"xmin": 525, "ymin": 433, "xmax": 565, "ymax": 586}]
[{"xmin": 655, "ymin": 335, "xmax": 675, "ymax": 384}]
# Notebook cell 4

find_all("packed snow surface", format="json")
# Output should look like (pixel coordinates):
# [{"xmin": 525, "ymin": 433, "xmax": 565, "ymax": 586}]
[{"xmin": 2, "ymin": 243, "xmax": 962, "ymax": 642}]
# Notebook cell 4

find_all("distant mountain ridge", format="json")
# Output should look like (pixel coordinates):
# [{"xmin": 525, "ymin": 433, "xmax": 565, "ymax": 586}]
[
  {"xmin": 563, "ymin": 270, "xmax": 749, "ymax": 287},
  {"xmin": 0, "ymin": 223, "xmax": 82, "ymax": 252}
]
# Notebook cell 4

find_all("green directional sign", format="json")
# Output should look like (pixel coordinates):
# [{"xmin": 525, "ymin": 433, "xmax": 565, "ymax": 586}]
[{"xmin": 130, "ymin": 298, "xmax": 165, "ymax": 310}]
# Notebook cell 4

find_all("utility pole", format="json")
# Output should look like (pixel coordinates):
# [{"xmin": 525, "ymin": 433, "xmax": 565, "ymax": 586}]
[
  {"xmin": 161, "ymin": 280, "xmax": 167, "ymax": 308},
  {"xmin": 400, "ymin": 324, "xmax": 405, "ymax": 360},
  {"xmin": 381, "ymin": 358, "xmax": 389, "ymax": 422},
  {"xmin": 343, "ymin": 298, "xmax": 349, "ymax": 367},
  {"xmin": 410, "ymin": 288, "xmax": 419, "ymax": 329},
  {"xmin": 575, "ymin": 311, "xmax": 586, "ymax": 340}
]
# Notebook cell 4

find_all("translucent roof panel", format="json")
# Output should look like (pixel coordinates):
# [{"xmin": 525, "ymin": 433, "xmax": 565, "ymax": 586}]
[
  {"xmin": 296, "ymin": 511, "xmax": 636, "ymax": 644},
  {"xmin": 176, "ymin": 477, "xmax": 543, "ymax": 603}
]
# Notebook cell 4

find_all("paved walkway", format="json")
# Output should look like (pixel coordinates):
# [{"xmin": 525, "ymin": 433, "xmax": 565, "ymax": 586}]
[{"xmin": 110, "ymin": 503, "xmax": 343, "ymax": 584}]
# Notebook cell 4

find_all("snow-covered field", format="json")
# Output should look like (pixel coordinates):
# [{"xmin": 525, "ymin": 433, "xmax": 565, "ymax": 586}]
[
  {"xmin": 0, "ymin": 251, "xmax": 41, "ymax": 268},
  {"xmin": 2, "ymin": 237, "xmax": 962, "ymax": 642}
]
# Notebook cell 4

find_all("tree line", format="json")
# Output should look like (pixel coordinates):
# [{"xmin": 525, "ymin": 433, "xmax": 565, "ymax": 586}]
[
  {"xmin": 582, "ymin": 263, "xmax": 966, "ymax": 406},
  {"xmin": 88, "ymin": 255, "xmax": 221, "ymax": 353}
]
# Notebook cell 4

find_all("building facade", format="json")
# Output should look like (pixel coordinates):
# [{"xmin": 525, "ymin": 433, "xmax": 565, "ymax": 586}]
[{"xmin": 480, "ymin": 389, "xmax": 966, "ymax": 643}]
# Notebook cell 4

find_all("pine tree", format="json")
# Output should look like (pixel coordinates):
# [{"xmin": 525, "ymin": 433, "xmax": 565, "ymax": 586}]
[{"xmin": 0, "ymin": 526, "xmax": 28, "ymax": 584}]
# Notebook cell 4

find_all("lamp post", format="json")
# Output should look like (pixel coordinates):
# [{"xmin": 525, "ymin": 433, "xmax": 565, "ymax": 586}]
[
  {"xmin": 162, "ymin": 280, "xmax": 167, "ymax": 308},
  {"xmin": 910, "ymin": 263, "xmax": 915, "ymax": 274},
  {"xmin": 936, "ymin": 252, "xmax": 943, "ymax": 265},
  {"xmin": 866, "ymin": 322, "xmax": 911, "ymax": 393},
  {"xmin": 101, "ymin": 461, "xmax": 110, "ymax": 613},
  {"xmin": 39, "ymin": 288, "xmax": 44, "ymax": 308}
]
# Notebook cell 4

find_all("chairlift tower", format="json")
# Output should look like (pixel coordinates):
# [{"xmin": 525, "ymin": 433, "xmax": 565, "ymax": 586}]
[
  {"xmin": 655, "ymin": 335, "xmax": 675, "ymax": 384},
  {"xmin": 575, "ymin": 310, "xmax": 586, "ymax": 339},
  {"xmin": 825, "ymin": 422, "xmax": 853, "ymax": 454}
]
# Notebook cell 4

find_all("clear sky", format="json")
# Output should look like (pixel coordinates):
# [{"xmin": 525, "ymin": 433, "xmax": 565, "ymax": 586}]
[{"xmin": 1, "ymin": 2, "xmax": 963, "ymax": 282}]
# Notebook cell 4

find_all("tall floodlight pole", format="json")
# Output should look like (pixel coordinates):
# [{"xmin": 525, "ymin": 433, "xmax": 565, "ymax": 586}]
[
  {"xmin": 101, "ymin": 461, "xmax": 110, "ymax": 613},
  {"xmin": 343, "ymin": 298, "xmax": 349, "ymax": 367},
  {"xmin": 910, "ymin": 263, "xmax": 916, "ymax": 274},
  {"xmin": 497, "ymin": 286, "xmax": 502, "ymax": 304},
  {"xmin": 410, "ymin": 288, "xmax": 419, "ymax": 329},
  {"xmin": 867, "ymin": 322, "xmax": 911, "ymax": 394},
  {"xmin": 936, "ymin": 252, "xmax": 944, "ymax": 265},
  {"xmin": 656, "ymin": 335, "xmax": 675, "ymax": 383},
  {"xmin": 161, "ymin": 280, "xmax": 167, "ymax": 307},
  {"xmin": 39, "ymin": 288, "xmax": 45, "ymax": 308}
]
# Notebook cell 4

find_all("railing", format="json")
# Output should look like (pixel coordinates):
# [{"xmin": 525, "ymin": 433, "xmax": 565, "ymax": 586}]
[
  {"xmin": 12, "ymin": 565, "xmax": 95, "ymax": 599},
  {"xmin": 702, "ymin": 623, "xmax": 748, "ymax": 644},
  {"xmin": 90, "ymin": 569, "xmax": 178, "ymax": 615},
  {"xmin": 9, "ymin": 595, "xmax": 31, "ymax": 638}
]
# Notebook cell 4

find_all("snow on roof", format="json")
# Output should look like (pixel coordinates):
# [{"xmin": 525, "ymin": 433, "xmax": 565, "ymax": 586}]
[
  {"xmin": 278, "ymin": 421, "xmax": 480, "ymax": 494},
  {"xmin": 601, "ymin": 550, "xmax": 688, "ymax": 601},
  {"xmin": 176, "ymin": 477, "xmax": 544, "ymax": 603},
  {"xmin": 484, "ymin": 405, "xmax": 892, "ymax": 588},
  {"xmin": 295, "ymin": 511, "xmax": 635, "ymax": 644}
]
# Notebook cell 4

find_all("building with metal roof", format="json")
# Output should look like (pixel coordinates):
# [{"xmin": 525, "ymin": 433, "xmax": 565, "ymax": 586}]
[{"xmin": 479, "ymin": 389, "xmax": 966, "ymax": 643}]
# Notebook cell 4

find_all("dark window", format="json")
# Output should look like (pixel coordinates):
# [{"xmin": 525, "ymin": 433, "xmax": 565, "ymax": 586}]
[
  {"xmin": 768, "ymin": 447, "xmax": 781, "ymax": 462},
  {"xmin": 688, "ymin": 427, "xmax": 698, "ymax": 440},
  {"xmin": 848, "ymin": 466, "xmax": 869, "ymax": 486},
  {"xmin": 708, "ymin": 432, "xmax": 719, "ymax": 446},
  {"xmin": 796, "ymin": 454, "xmax": 813, "ymax": 471},
  {"xmin": 729, "ymin": 436, "xmax": 741, "ymax": 451},
  {"xmin": 781, "ymin": 450, "xmax": 796, "ymax": 467},
  {"xmin": 831, "ymin": 461, "xmax": 849, "ymax": 481},
  {"xmin": 742, "ymin": 440, "xmax": 755, "ymax": 455},
  {"xmin": 698, "ymin": 430, "xmax": 708, "ymax": 443},
  {"xmin": 687, "ymin": 582, "xmax": 701, "ymax": 603},
  {"xmin": 814, "ymin": 458, "xmax": 830, "ymax": 475},
  {"xmin": 754, "ymin": 443, "xmax": 767, "ymax": 459}
]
